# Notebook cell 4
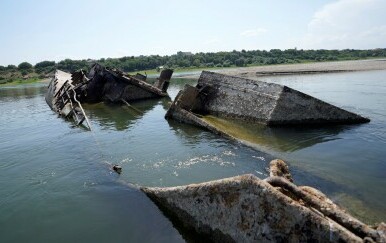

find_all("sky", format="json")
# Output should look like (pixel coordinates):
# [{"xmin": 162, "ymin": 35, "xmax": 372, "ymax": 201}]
[{"xmin": 0, "ymin": 0, "xmax": 385, "ymax": 66}]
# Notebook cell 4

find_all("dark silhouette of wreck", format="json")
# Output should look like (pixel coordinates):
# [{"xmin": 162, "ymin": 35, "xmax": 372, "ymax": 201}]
[{"xmin": 45, "ymin": 63, "xmax": 173, "ymax": 129}]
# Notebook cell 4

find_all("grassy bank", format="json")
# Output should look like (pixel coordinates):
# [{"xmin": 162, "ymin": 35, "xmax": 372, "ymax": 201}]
[{"xmin": 0, "ymin": 77, "xmax": 45, "ymax": 87}]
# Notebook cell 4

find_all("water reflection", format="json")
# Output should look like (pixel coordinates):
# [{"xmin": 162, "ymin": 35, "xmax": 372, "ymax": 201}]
[
  {"xmin": 0, "ymin": 84, "xmax": 46, "ymax": 101},
  {"xmin": 202, "ymin": 115, "xmax": 352, "ymax": 153},
  {"xmin": 83, "ymin": 97, "xmax": 171, "ymax": 131},
  {"xmin": 166, "ymin": 119, "xmax": 214, "ymax": 146}
]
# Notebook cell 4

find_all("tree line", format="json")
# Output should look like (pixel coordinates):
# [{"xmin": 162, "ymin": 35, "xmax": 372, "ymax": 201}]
[{"xmin": 1, "ymin": 48, "xmax": 386, "ymax": 83}]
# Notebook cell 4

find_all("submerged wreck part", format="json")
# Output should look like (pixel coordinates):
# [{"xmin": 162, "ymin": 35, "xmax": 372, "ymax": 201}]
[
  {"xmin": 82, "ymin": 64, "xmax": 173, "ymax": 103},
  {"xmin": 269, "ymin": 159, "xmax": 293, "ymax": 182},
  {"xmin": 142, "ymin": 160, "xmax": 385, "ymax": 242},
  {"xmin": 113, "ymin": 165, "xmax": 122, "ymax": 174},
  {"xmin": 166, "ymin": 71, "xmax": 369, "ymax": 126}
]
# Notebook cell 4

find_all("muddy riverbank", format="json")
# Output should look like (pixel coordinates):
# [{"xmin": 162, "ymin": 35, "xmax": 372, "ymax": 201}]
[{"xmin": 178, "ymin": 59, "xmax": 386, "ymax": 79}]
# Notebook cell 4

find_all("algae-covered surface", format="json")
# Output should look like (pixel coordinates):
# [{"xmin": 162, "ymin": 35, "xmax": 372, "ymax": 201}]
[{"xmin": 0, "ymin": 71, "xmax": 385, "ymax": 242}]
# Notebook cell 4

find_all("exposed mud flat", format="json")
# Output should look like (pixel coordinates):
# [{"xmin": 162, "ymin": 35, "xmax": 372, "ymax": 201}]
[{"xmin": 179, "ymin": 59, "xmax": 386, "ymax": 79}]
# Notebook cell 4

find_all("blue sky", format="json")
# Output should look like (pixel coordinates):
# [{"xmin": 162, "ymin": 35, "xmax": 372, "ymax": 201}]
[{"xmin": 0, "ymin": 0, "xmax": 385, "ymax": 66}]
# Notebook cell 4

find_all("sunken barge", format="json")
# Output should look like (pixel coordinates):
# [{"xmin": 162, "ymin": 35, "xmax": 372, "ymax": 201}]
[{"xmin": 45, "ymin": 63, "xmax": 173, "ymax": 129}]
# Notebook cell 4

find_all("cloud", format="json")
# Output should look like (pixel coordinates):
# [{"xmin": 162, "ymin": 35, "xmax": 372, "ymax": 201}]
[
  {"xmin": 299, "ymin": 0, "xmax": 386, "ymax": 49},
  {"xmin": 240, "ymin": 28, "xmax": 267, "ymax": 37}
]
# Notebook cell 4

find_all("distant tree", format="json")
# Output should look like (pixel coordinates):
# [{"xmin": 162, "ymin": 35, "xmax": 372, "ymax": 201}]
[
  {"xmin": 0, "ymin": 65, "xmax": 5, "ymax": 71},
  {"xmin": 18, "ymin": 62, "xmax": 33, "ymax": 70},
  {"xmin": 193, "ymin": 59, "xmax": 201, "ymax": 67},
  {"xmin": 7, "ymin": 65, "xmax": 17, "ymax": 70},
  {"xmin": 57, "ymin": 59, "xmax": 88, "ymax": 72},
  {"xmin": 35, "ymin": 61, "xmax": 55, "ymax": 69},
  {"xmin": 35, "ymin": 61, "xmax": 56, "ymax": 73}
]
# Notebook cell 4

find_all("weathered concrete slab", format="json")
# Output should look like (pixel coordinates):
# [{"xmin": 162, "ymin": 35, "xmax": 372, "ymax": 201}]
[{"xmin": 142, "ymin": 161, "xmax": 385, "ymax": 242}]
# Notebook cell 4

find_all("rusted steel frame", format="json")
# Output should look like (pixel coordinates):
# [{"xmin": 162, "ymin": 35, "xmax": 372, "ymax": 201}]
[
  {"xmin": 108, "ymin": 70, "xmax": 167, "ymax": 97},
  {"xmin": 73, "ymin": 91, "xmax": 92, "ymax": 130},
  {"xmin": 265, "ymin": 176, "xmax": 380, "ymax": 241},
  {"xmin": 120, "ymin": 99, "xmax": 143, "ymax": 114}
]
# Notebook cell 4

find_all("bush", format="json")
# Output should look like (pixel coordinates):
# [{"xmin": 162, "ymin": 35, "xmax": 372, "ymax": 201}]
[{"xmin": 18, "ymin": 62, "xmax": 33, "ymax": 70}]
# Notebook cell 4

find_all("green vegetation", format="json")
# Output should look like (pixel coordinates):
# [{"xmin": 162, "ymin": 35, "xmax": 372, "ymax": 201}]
[
  {"xmin": 0, "ymin": 77, "xmax": 42, "ymax": 86},
  {"xmin": 1, "ymin": 48, "xmax": 386, "ymax": 85}
]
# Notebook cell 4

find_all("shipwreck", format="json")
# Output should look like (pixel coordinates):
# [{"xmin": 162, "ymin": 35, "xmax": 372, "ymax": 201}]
[
  {"xmin": 165, "ymin": 71, "xmax": 370, "ymax": 147},
  {"xmin": 166, "ymin": 71, "xmax": 369, "ymax": 126},
  {"xmin": 142, "ymin": 159, "xmax": 386, "ymax": 242},
  {"xmin": 45, "ymin": 63, "xmax": 173, "ymax": 129}
]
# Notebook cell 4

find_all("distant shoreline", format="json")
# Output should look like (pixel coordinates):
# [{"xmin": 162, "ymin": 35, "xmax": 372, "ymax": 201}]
[
  {"xmin": 2, "ymin": 59, "xmax": 386, "ymax": 87},
  {"xmin": 177, "ymin": 59, "xmax": 386, "ymax": 79}
]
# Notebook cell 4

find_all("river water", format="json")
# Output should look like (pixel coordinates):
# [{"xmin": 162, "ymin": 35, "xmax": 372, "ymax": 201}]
[{"xmin": 0, "ymin": 70, "xmax": 385, "ymax": 242}]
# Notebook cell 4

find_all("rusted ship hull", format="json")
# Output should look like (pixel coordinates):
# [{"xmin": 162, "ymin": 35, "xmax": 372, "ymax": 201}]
[
  {"xmin": 142, "ymin": 160, "xmax": 386, "ymax": 242},
  {"xmin": 81, "ymin": 63, "xmax": 173, "ymax": 103},
  {"xmin": 166, "ymin": 71, "xmax": 369, "ymax": 127},
  {"xmin": 45, "ymin": 63, "xmax": 173, "ymax": 128},
  {"xmin": 45, "ymin": 70, "xmax": 90, "ymax": 128}
]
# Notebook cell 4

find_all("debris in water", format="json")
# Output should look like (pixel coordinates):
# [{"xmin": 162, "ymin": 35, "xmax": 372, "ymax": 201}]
[{"xmin": 113, "ymin": 165, "xmax": 122, "ymax": 174}]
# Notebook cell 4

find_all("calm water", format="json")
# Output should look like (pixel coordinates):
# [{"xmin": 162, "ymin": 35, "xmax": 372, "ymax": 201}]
[{"xmin": 0, "ymin": 70, "xmax": 385, "ymax": 242}]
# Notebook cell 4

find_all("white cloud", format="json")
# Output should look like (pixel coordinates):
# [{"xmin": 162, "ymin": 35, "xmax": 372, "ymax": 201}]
[
  {"xmin": 240, "ymin": 28, "xmax": 267, "ymax": 37},
  {"xmin": 299, "ymin": 0, "xmax": 386, "ymax": 49}
]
